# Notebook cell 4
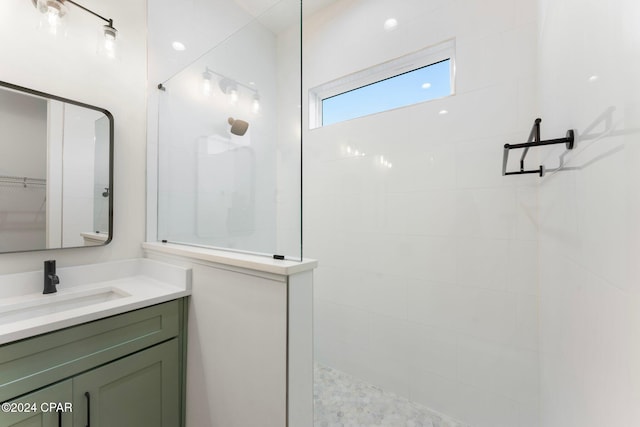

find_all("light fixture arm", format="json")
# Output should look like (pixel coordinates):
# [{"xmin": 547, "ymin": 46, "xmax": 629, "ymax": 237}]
[
  {"xmin": 64, "ymin": 0, "xmax": 112, "ymax": 25},
  {"xmin": 31, "ymin": 0, "xmax": 116, "ymax": 30}
]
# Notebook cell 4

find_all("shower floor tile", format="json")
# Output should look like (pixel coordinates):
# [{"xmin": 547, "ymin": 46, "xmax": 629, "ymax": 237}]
[{"xmin": 314, "ymin": 364, "xmax": 469, "ymax": 427}]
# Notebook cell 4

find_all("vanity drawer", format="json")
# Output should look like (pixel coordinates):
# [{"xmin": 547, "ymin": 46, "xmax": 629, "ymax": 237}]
[{"xmin": 0, "ymin": 299, "xmax": 181, "ymax": 403}]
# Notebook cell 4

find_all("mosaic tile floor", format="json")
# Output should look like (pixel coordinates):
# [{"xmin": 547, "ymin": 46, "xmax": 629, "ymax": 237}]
[{"xmin": 314, "ymin": 364, "xmax": 469, "ymax": 427}]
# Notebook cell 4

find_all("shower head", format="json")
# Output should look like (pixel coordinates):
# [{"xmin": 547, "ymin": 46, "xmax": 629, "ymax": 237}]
[{"xmin": 228, "ymin": 117, "xmax": 249, "ymax": 136}]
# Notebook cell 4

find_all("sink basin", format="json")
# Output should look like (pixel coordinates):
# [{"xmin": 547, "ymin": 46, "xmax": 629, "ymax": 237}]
[
  {"xmin": 0, "ymin": 287, "xmax": 130, "ymax": 325},
  {"xmin": 0, "ymin": 258, "xmax": 191, "ymax": 345}
]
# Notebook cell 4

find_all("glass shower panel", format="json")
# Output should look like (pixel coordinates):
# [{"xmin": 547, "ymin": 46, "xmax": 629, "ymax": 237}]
[{"xmin": 157, "ymin": 0, "xmax": 302, "ymax": 260}]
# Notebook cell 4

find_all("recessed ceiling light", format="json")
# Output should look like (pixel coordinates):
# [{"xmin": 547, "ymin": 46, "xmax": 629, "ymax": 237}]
[
  {"xmin": 384, "ymin": 18, "xmax": 398, "ymax": 31},
  {"xmin": 588, "ymin": 75, "xmax": 599, "ymax": 82},
  {"xmin": 172, "ymin": 41, "xmax": 186, "ymax": 51},
  {"xmin": 439, "ymin": 110, "xmax": 448, "ymax": 115},
  {"xmin": 422, "ymin": 83, "xmax": 432, "ymax": 89}
]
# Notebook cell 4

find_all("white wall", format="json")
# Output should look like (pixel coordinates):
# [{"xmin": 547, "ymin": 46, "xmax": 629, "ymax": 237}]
[
  {"xmin": 303, "ymin": 0, "xmax": 540, "ymax": 426},
  {"xmin": 0, "ymin": 0, "xmax": 147, "ymax": 272},
  {"xmin": 537, "ymin": 0, "xmax": 640, "ymax": 425}
]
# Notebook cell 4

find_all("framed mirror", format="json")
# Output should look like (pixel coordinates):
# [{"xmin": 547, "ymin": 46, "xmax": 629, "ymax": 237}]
[{"xmin": 0, "ymin": 80, "xmax": 113, "ymax": 253}]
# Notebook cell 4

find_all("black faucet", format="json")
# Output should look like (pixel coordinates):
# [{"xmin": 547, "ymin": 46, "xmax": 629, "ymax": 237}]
[{"xmin": 43, "ymin": 260, "xmax": 59, "ymax": 294}]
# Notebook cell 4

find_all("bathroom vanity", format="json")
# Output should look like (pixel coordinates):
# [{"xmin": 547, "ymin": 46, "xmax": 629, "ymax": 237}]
[
  {"xmin": 0, "ymin": 252, "xmax": 316, "ymax": 427},
  {"xmin": 0, "ymin": 259, "xmax": 191, "ymax": 427}
]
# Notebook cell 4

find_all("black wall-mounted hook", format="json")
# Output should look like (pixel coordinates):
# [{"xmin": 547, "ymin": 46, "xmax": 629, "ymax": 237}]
[{"xmin": 502, "ymin": 118, "xmax": 575, "ymax": 177}]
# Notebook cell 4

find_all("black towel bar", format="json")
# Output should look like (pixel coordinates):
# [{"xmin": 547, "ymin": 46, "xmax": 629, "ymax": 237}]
[{"xmin": 502, "ymin": 118, "xmax": 574, "ymax": 177}]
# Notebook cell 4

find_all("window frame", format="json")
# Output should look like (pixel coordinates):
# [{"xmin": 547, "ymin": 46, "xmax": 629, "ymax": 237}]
[{"xmin": 308, "ymin": 39, "xmax": 456, "ymax": 129}]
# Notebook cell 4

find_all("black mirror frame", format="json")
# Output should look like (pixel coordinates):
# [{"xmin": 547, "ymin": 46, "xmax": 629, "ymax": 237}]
[{"xmin": 0, "ymin": 80, "xmax": 113, "ymax": 253}]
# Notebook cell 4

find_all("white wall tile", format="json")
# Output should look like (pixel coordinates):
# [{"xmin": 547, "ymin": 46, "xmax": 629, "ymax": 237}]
[
  {"xmin": 456, "ymin": 287, "xmax": 519, "ymax": 344},
  {"xmin": 406, "ymin": 322, "xmax": 459, "ymax": 381},
  {"xmin": 507, "ymin": 240, "xmax": 539, "ymax": 296},
  {"xmin": 313, "ymin": 300, "xmax": 372, "ymax": 377},
  {"xmin": 457, "ymin": 336, "xmax": 538, "ymax": 403},
  {"xmin": 455, "ymin": 189, "xmax": 518, "ymax": 239},
  {"xmin": 456, "ymin": 383, "xmax": 521, "ymax": 427},
  {"xmin": 409, "ymin": 369, "xmax": 464, "ymax": 422},
  {"xmin": 360, "ymin": 271, "xmax": 408, "ymax": 320},
  {"xmin": 407, "ymin": 279, "xmax": 467, "ymax": 330},
  {"xmin": 515, "ymin": 186, "xmax": 539, "ymax": 240},
  {"xmin": 452, "ymin": 0, "xmax": 517, "ymax": 41},
  {"xmin": 383, "ymin": 191, "xmax": 458, "ymax": 237},
  {"xmin": 538, "ymin": 0, "xmax": 640, "ymax": 425},
  {"xmin": 366, "ymin": 314, "xmax": 412, "ymax": 396},
  {"xmin": 456, "ymin": 238, "xmax": 510, "ymax": 291},
  {"xmin": 513, "ymin": 294, "xmax": 539, "ymax": 352},
  {"xmin": 456, "ymin": 32, "xmax": 513, "ymax": 93}
]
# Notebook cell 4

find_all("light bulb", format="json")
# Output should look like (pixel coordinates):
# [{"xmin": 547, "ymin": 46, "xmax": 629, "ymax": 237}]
[
  {"xmin": 202, "ymin": 71, "xmax": 212, "ymax": 96},
  {"xmin": 219, "ymin": 78, "xmax": 239, "ymax": 105},
  {"xmin": 37, "ymin": 0, "xmax": 67, "ymax": 35},
  {"xmin": 101, "ymin": 22, "xmax": 117, "ymax": 59},
  {"xmin": 229, "ymin": 88, "xmax": 239, "ymax": 105},
  {"xmin": 47, "ymin": 8, "xmax": 60, "ymax": 29},
  {"xmin": 252, "ymin": 93, "xmax": 260, "ymax": 113}
]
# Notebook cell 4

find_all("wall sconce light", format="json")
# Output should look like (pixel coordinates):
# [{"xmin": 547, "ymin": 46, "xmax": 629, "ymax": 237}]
[
  {"xmin": 32, "ymin": 0, "xmax": 117, "ymax": 57},
  {"xmin": 203, "ymin": 67, "xmax": 261, "ymax": 113}
]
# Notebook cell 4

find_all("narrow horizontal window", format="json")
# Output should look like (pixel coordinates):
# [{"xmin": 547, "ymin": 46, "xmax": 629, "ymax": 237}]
[{"xmin": 309, "ymin": 39, "xmax": 455, "ymax": 129}]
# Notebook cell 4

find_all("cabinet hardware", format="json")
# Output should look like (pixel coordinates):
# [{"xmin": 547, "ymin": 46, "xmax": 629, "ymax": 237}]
[{"xmin": 85, "ymin": 391, "xmax": 91, "ymax": 427}]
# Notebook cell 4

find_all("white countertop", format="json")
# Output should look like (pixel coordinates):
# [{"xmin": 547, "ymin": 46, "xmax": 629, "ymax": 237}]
[
  {"xmin": 0, "ymin": 258, "xmax": 191, "ymax": 345},
  {"xmin": 142, "ymin": 241, "xmax": 317, "ymax": 276}
]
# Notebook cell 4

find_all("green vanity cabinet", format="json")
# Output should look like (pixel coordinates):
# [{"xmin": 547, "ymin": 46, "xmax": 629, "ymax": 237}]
[
  {"xmin": 0, "ymin": 299, "xmax": 187, "ymax": 427},
  {"xmin": 72, "ymin": 339, "xmax": 179, "ymax": 427}
]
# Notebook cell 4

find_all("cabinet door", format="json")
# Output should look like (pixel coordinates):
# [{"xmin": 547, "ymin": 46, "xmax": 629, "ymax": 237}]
[
  {"xmin": 0, "ymin": 381, "xmax": 72, "ymax": 427},
  {"xmin": 73, "ymin": 339, "xmax": 180, "ymax": 427}
]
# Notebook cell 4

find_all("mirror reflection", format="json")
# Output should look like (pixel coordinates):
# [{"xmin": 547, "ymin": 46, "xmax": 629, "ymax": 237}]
[{"xmin": 0, "ymin": 81, "xmax": 112, "ymax": 253}]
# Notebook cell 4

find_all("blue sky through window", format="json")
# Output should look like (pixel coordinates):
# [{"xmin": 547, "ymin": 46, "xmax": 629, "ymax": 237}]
[{"xmin": 322, "ymin": 59, "xmax": 451, "ymax": 126}]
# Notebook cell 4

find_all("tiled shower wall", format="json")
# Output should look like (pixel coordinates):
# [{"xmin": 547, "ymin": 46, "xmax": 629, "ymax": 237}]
[
  {"xmin": 537, "ymin": 0, "xmax": 640, "ymax": 426},
  {"xmin": 303, "ymin": 0, "xmax": 541, "ymax": 425}
]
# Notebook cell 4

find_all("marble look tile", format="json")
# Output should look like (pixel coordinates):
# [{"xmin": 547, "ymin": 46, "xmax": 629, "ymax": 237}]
[{"xmin": 314, "ymin": 364, "xmax": 468, "ymax": 427}]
